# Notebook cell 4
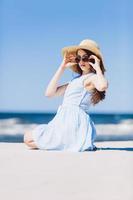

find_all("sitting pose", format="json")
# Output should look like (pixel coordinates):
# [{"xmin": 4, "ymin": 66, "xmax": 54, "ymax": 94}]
[{"xmin": 24, "ymin": 39, "xmax": 108, "ymax": 152}]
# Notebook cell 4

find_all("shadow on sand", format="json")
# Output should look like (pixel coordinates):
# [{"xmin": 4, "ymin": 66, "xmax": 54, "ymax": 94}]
[
  {"xmin": 96, "ymin": 147, "xmax": 133, "ymax": 151},
  {"xmin": 0, "ymin": 135, "xmax": 133, "ymax": 152}
]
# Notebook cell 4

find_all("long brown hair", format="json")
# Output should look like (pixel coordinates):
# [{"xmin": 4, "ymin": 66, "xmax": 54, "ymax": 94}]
[{"xmin": 74, "ymin": 49, "xmax": 106, "ymax": 105}]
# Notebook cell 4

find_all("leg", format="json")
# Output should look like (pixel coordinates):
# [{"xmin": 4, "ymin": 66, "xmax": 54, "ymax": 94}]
[{"xmin": 24, "ymin": 130, "xmax": 38, "ymax": 149}]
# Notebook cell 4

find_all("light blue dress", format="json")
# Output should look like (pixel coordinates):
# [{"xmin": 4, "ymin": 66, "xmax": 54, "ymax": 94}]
[{"xmin": 32, "ymin": 73, "xmax": 97, "ymax": 152}]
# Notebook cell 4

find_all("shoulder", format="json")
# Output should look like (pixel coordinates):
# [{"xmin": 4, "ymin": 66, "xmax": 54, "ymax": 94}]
[
  {"xmin": 83, "ymin": 73, "xmax": 108, "ymax": 92},
  {"xmin": 83, "ymin": 73, "xmax": 96, "ymax": 84},
  {"xmin": 83, "ymin": 73, "xmax": 96, "ymax": 91}
]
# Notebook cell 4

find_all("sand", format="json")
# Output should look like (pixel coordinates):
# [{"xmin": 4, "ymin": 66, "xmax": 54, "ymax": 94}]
[{"xmin": 0, "ymin": 141, "xmax": 133, "ymax": 200}]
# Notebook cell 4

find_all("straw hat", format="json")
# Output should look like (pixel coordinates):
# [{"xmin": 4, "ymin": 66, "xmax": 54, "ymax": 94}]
[{"xmin": 61, "ymin": 39, "xmax": 104, "ymax": 73}]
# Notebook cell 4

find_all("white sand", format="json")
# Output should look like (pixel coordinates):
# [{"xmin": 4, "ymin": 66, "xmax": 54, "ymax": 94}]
[{"xmin": 0, "ymin": 141, "xmax": 133, "ymax": 200}]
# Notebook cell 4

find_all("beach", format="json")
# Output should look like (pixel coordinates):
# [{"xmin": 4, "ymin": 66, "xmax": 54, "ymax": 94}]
[
  {"xmin": 0, "ymin": 113, "xmax": 133, "ymax": 199},
  {"xmin": 1, "ymin": 0, "xmax": 133, "ymax": 199},
  {"xmin": 0, "ymin": 141, "xmax": 133, "ymax": 200}
]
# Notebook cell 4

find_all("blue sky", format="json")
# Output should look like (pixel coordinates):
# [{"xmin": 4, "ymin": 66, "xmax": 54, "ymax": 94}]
[{"xmin": 0, "ymin": 0, "xmax": 133, "ymax": 113}]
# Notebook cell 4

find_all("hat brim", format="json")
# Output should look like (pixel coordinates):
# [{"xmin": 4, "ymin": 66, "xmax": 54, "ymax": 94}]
[{"xmin": 62, "ymin": 45, "xmax": 103, "ymax": 60}]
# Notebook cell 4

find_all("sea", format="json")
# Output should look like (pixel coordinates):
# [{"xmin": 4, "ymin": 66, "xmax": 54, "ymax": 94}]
[{"xmin": 0, "ymin": 112, "xmax": 133, "ymax": 142}]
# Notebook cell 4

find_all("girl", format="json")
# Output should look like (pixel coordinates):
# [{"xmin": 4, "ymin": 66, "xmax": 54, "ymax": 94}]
[{"xmin": 24, "ymin": 39, "xmax": 108, "ymax": 151}]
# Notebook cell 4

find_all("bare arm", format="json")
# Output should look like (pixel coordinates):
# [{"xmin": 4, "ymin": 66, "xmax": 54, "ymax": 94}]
[
  {"xmin": 84, "ymin": 55, "xmax": 108, "ymax": 92},
  {"xmin": 91, "ymin": 69, "xmax": 108, "ymax": 91},
  {"xmin": 45, "ymin": 53, "xmax": 76, "ymax": 97},
  {"xmin": 45, "ymin": 66, "xmax": 65, "ymax": 97},
  {"xmin": 51, "ymin": 83, "xmax": 69, "ymax": 97},
  {"xmin": 84, "ymin": 72, "xmax": 108, "ymax": 92}
]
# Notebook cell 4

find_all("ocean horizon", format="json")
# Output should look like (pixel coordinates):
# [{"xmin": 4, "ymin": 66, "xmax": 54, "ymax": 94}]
[{"xmin": 0, "ymin": 111, "xmax": 133, "ymax": 124}]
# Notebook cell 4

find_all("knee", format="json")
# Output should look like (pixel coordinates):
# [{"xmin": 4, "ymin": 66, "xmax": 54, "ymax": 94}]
[
  {"xmin": 24, "ymin": 131, "xmax": 32, "ymax": 146},
  {"xmin": 24, "ymin": 131, "xmax": 37, "ymax": 148}
]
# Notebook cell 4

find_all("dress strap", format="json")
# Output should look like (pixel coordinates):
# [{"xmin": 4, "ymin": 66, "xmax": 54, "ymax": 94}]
[{"xmin": 70, "ymin": 74, "xmax": 81, "ymax": 82}]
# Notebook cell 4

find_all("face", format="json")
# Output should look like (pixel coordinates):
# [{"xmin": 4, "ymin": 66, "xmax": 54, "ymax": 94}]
[{"xmin": 76, "ymin": 49, "xmax": 92, "ymax": 74}]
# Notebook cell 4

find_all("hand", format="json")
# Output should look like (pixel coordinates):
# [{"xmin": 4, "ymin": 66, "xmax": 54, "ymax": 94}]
[
  {"xmin": 60, "ymin": 52, "xmax": 77, "ymax": 69},
  {"xmin": 89, "ymin": 55, "xmax": 101, "ymax": 71}
]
